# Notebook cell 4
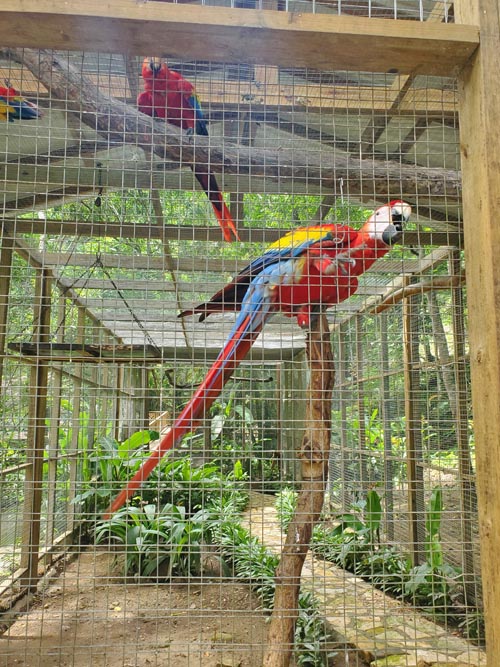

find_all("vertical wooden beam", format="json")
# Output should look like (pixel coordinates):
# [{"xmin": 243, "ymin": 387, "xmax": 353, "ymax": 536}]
[
  {"xmin": 403, "ymin": 284, "xmax": 425, "ymax": 566},
  {"xmin": 0, "ymin": 233, "xmax": 14, "ymax": 390},
  {"xmin": 44, "ymin": 294, "xmax": 66, "ymax": 562},
  {"xmin": 337, "ymin": 322, "xmax": 351, "ymax": 510},
  {"xmin": 86, "ymin": 327, "xmax": 100, "ymax": 455},
  {"xmin": 264, "ymin": 313, "xmax": 334, "ymax": 667},
  {"xmin": 20, "ymin": 268, "xmax": 51, "ymax": 589},
  {"xmin": 456, "ymin": 1, "xmax": 500, "ymax": 658},
  {"xmin": 355, "ymin": 316, "xmax": 368, "ymax": 491},
  {"xmin": 380, "ymin": 311, "xmax": 395, "ymax": 541},
  {"xmin": 141, "ymin": 367, "xmax": 150, "ymax": 431},
  {"xmin": 449, "ymin": 251, "xmax": 477, "ymax": 606},
  {"xmin": 281, "ymin": 354, "xmax": 307, "ymax": 481},
  {"xmin": 67, "ymin": 308, "xmax": 85, "ymax": 533},
  {"xmin": 114, "ymin": 364, "xmax": 124, "ymax": 441}
]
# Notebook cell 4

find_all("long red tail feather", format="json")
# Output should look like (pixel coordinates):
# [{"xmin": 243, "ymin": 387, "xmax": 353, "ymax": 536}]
[
  {"xmin": 103, "ymin": 328, "xmax": 258, "ymax": 518},
  {"xmin": 192, "ymin": 166, "xmax": 240, "ymax": 242}
]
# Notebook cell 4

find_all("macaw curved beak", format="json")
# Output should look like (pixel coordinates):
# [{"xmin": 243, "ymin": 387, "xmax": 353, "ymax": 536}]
[
  {"xmin": 149, "ymin": 57, "xmax": 163, "ymax": 75},
  {"xmin": 382, "ymin": 223, "xmax": 403, "ymax": 245},
  {"xmin": 382, "ymin": 202, "xmax": 412, "ymax": 245}
]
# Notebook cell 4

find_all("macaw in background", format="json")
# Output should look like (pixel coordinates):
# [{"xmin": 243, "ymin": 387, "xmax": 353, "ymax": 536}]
[
  {"xmin": 104, "ymin": 200, "xmax": 411, "ymax": 518},
  {"xmin": 138, "ymin": 57, "xmax": 239, "ymax": 242},
  {"xmin": 0, "ymin": 83, "xmax": 40, "ymax": 122}
]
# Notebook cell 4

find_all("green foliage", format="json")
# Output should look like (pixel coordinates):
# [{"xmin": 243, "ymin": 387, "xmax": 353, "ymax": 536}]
[
  {"xmin": 295, "ymin": 593, "xmax": 335, "ymax": 667},
  {"xmin": 74, "ymin": 430, "xmax": 159, "ymax": 514},
  {"xmin": 275, "ymin": 487, "xmax": 298, "ymax": 531},
  {"xmin": 288, "ymin": 489, "xmax": 483, "ymax": 641},
  {"xmin": 211, "ymin": 496, "xmax": 331, "ymax": 665},
  {"xmin": 95, "ymin": 502, "xmax": 212, "ymax": 577},
  {"xmin": 330, "ymin": 489, "xmax": 382, "ymax": 549},
  {"xmin": 144, "ymin": 456, "xmax": 233, "ymax": 513}
]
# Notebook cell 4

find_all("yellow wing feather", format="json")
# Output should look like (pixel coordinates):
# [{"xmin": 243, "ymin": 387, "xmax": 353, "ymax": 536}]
[{"xmin": 266, "ymin": 225, "xmax": 334, "ymax": 252}]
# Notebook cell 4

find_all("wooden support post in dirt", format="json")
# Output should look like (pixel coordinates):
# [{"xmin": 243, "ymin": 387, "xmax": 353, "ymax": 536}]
[
  {"xmin": 67, "ymin": 308, "xmax": 86, "ymax": 533},
  {"xmin": 20, "ymin": 268, "xmax": 52, "ymax": 589},
  {"xmin": 355, "ymin": 316, "xmax": 368, "ymax": 490},
  {"xmin": 263, "ymin": 313, "xmax": 334, "ymax": 667},
  {"xmin": 337, "ymin": 322, "xmax": 351, "ymax": 510},
  {"xmin": 380, "ymin": 310, "xmax": 395, "ymax": 542},
  {"xmin": 0, "ymin": 233, "xmax": 14, "ymax": 390},
  {"xmin": 449, "ymin": 250, "xmax": 477, "ymax": 606},
  {"xmin": 44, "ymin": 294, "xmax": 66, "ymax": 562},
  {"xmin": 456, "ymin": 3, "xmax": 500, "ymax": 659},
  {"xmin": 402, "ymin": 278, "xmax": 425, "ymax": 566}
]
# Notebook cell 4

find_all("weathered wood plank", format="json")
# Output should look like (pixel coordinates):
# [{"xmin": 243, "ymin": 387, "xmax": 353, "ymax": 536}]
[
  {"xmin": 3, "ymin": 219, "xmax": 462, "ymax": 247},
  {"xmin": 0, "ymin": 1, "xmax": 478, "ymax": 76},
  {"xmin": 456, "ymin": 0, "xmax": 500, "ymax": 661}
]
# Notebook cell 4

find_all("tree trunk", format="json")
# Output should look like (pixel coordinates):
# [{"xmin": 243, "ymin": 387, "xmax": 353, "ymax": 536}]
[{"xmin": 263, "ymin": 313, "xmax": 334, "ymax": 667}]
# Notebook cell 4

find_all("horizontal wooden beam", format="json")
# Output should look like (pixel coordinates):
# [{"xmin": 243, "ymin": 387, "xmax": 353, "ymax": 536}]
[
  {"xmin": 0, "ymin": 1, "xmax": 478, "ymax": 76},
  {"xmin": 35, "ymin": 250, "xmax": 440, "ymax": 275},
  {"xmin": 2, "ymin": 219, "xmax": 462, "ymax": 246},
  {"xmin": 0, "ymin": 64, "xmax": 458, "ymax": 118}
]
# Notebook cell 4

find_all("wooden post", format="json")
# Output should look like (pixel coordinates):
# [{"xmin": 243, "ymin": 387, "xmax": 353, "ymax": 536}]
[
  {"xmin": 380, "ymin": 311, "xmax": 395, "ymax": 542},
  {"xmin": 263, "ymin": 313, "xmax": 334, "ymax": 667},
  {"xmin": 455, "ymin": 2, "xmax": 500, "ymax": 658},
  {"xmin": 281, "ymin": 354, "xmax": 307, "ymax": 482},
  {"xmin": 355, "ymin": 316, "xmax": 368, "ymax": 491},
  {"xmin": 44, "ymin": 294, "xmax": 66, "ymax": 561},
  {"xmin": 449, "ymin": 251, "xmax": 477, "ymax": 606},
  {"xmin": 0, "ymin": 233, "xmax": 14, "ymax": 390},
  {"xmin": 402, "ymin": 282, "xmax": 425, "ymax": 566},
  {"xmin": 67, "ymin": 308, "xmax": 85, "ymax": 533},
  {"xmin": 337, "ymin": 322, "xmax": 351, "ymax": 510},
  {"xmin": 20, "ymin": 268, "xmax": 51, "ymax": 589}
]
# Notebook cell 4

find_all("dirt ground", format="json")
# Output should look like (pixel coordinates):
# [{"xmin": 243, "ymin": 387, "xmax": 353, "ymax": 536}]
[
  {"xmin": 0, "ymin": 545, "xmax": 367, "ymax": 667},
  {"xmin": 1, "ymin": 548, "xmax": 270, "ymax": 667}
]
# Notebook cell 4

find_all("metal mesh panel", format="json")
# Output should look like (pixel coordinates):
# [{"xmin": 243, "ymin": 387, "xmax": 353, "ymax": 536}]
[{"xmin": 0, "ymin": 12, "xmax": 485, "ymax": 667}]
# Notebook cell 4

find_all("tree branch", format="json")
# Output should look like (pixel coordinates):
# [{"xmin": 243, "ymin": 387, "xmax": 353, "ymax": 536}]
[{"xmin": 9, "ymin": 48, "xmax": 461, "ymax": 204}]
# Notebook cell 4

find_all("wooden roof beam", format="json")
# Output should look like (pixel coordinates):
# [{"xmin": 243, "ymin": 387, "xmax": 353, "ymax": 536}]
[
  {"xmin": 3, "ymin": 219, "xmax": 462, "ymax": 247},
  {"xmin": 0, "ymin": 1, "xmax": 478, "ymax": 77}
]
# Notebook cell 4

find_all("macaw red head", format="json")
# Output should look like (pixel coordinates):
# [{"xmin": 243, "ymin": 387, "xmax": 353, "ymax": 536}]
[
  {"xmin": 142, "ymin": 57, "xmax": 168, "ymax": 79},
  {"xmin": 364, "ymin": 200, "xmax": 411, "ymax": 246}
]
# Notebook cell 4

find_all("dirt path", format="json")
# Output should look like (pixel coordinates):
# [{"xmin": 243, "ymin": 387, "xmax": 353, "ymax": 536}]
[{"xmin": 1, "ymin": 549, "xmax": 268, "ymax": 667}]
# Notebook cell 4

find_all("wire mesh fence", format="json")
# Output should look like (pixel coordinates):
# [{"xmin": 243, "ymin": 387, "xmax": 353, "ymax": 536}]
[{"xmin": 0, "ymin": 28, "xmax": 485, "ymax": 667}]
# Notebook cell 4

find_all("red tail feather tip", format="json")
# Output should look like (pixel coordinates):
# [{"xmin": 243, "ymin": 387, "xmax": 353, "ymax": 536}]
[{"xmin": 217, "ymin": 203, "xmax": 240, "ymax": 242}]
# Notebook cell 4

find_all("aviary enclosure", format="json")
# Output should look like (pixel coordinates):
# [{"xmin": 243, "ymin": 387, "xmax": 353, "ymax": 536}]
[{"xmin": 0, "ymin": 1, "xmax": 497, "ymax": 666}]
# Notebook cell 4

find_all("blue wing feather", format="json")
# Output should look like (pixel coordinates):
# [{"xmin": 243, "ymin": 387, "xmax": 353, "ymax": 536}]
[{"xmin": 187, "ymin": 93, "xmax": 208, "ymax": 136}]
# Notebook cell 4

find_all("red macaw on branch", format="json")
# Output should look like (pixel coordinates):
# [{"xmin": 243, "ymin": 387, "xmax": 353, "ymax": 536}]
[
  {"xmin": 0, "ymin": 83, "xmax": 40, "ymax": 122},
  {"xmin": 138, "ymin": 57, "xmax": 240, "ymax": 242},
  {"xmin": 104, "ymin": 200, "xmax": 411, "ymax": 518}
]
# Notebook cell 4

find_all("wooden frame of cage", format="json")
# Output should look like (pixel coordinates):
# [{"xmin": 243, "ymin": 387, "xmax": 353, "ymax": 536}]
[{"xmin": 0, "ymin": 0, "xmax": 499, "ymax": 664}]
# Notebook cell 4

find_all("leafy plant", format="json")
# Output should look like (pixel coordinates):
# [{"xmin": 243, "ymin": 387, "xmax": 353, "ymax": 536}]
[
  {"xmin": 95, "ymin": 502, "xmax": 212, "ymax": 577},
  {"xmin": 295, "ymin": 592, "xmax": 335, "ymax": 666},
  {"xmin": 404, "ymin": 488, "xmax": 462, "ymax": 614},
  {"xmin": 275, "ymin": 487, "xmax": 298, "ymax": 531},
  {"xmin": 74, "ymin": 430, "xmax": 159, "ymax": 514},
  {"xmin": 208, "ymin": 495, "xmax": 332, "ymax": 664},
  {"xmin": 144, "ymin": 456, "xmax": 227, "ymax": 513}
]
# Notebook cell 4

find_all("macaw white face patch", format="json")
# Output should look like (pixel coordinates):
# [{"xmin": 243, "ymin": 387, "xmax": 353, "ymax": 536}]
[{"xmin": 365, "ymin": 205, "xmax": 393, "ymax": 240}]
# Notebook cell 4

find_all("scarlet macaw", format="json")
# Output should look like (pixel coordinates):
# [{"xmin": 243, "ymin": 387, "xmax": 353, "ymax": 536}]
[
  {"xmin": 0, "ymin": 83, "xmax": 40, "ymax": 122},
  {"xmin": 138, "ymin": 57, "xmax": 239, "ymax": 242},
  {"xmin": 104, "ymin": 200, "xmax": 411, "ymax": 517}
]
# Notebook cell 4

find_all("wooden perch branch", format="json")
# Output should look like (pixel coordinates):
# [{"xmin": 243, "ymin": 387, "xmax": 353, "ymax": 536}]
[
  {"xmin": 9, "ymin": 48, "xmax": 462, "ymax": 203},
  {"xmin": 370, "ymin": 274, "xmax": 465, "ymax": 314},
  {"xmin": 264, "ymin": 313, "xmax": 334, "ymax": 667}
]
